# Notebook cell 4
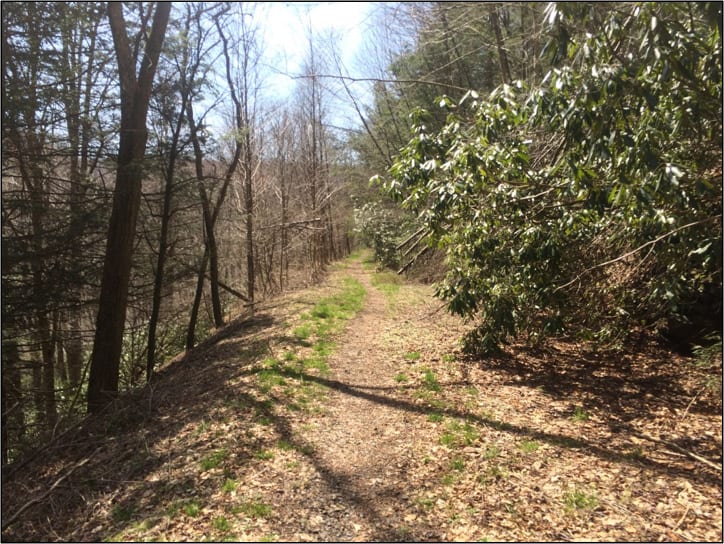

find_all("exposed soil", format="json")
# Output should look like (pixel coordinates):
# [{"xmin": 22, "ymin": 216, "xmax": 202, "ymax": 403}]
[{"xmin": 2, "ymin": 256, "xmax": 722, "ymax": 542}]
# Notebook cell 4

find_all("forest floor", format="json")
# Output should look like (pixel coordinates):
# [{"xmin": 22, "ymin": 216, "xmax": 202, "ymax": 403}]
[{"xmin": 2, "ymin": 253, "xmax": 722, "ymax": 542}]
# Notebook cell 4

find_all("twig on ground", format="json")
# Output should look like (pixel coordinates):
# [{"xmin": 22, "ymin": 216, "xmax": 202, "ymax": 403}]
[
  {"xmin": 631, "ymin": 430, "xmax": 722, "ymax": 472},
  {"xmin": 673, "ymin": 507, "xmax": 690, "ymax": 532},
  {"xmin": 2, "ymin": 449, "xmax": 99, "ymax": 530}
]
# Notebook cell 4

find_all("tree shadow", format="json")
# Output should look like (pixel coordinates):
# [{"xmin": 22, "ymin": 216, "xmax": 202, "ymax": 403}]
[
  {"xmin": 465, "ymin": 339, "xmax": 720, "ymax": 422},
  {"xmin": 3, "ymin": 312, "xmax": 720, "ymax": 542},
  {"xmin": 277, "ymin": 369, "xmax": 721, "ymax": 488}
]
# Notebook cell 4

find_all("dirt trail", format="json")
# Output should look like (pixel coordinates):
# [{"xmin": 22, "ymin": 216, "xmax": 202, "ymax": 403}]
[
  {"xmin": 273, "ymin": 260, "xmax": 440, "ymax": 541},
  {"xmin": 2, "ymin": 255, "xmax": 721, "ymax": 542}
]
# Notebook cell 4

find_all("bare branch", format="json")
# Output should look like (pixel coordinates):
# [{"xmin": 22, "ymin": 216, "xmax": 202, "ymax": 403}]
[{"xmin": 554, "ymin": 216, "xmax": 722, "ymax": 293}]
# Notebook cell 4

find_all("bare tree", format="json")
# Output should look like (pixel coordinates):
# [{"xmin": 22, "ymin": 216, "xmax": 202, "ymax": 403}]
[{"xmin": 87, "ymin": 2, "xmax": 170, "ymax": 412}]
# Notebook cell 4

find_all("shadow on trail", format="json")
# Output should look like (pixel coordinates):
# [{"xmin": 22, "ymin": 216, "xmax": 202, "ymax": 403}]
[
  {"xmin": 258, "ymin": 393, "xmax": 440, "ymax": 542},
  {"xmin": 472, "ymin": 341, "xmax": 719, "ymax": 419},
  {"xmin": 275, "ymin": 368, "xmax": 721, "ymax": 488},
  {"xmin": 2, "ymin": 309, "xmax": 430, "ymax": 542}
]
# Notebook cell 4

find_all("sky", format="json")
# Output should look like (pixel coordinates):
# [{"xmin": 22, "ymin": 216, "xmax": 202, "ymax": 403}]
[
  {"xmin": 255, "ymin": 2, "xmax": 375, "ymax": 127},
  {"xmin": 259, "ymin": 2, "xmax": 372, "ymax": 76}
]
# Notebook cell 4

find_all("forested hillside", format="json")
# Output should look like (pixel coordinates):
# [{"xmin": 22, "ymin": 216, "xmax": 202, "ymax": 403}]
[
  {"xmin": 2, "ymin": 3, "xmax": 721, "ymax": 539},
  {"xmin": 2, "ymin": 2, "xmax": 360, "ymax": 464}
]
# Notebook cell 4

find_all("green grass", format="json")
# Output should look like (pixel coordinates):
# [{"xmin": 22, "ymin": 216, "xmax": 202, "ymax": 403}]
[
  {"xmin": 441, "ymin": 473, "xmax": 456, "ymax": 485},
  {"xmin": 440, "ymin": 420, "xmax": 479, "ymax": 448},
  {"xmin": 254, "ymin": 449, "xmax": 274, "ymax": 460},
  {"xmin": 221, "ymin": 478, "xmax": 237, "ymax": 493},
  {"xmin": 213, "ymin": 516, "xmax": 231, "ymax": 532},
  {"xmin": 564, "ymin": 488, "xmax": 599, "ymax": 511},
  {"xmin": 483, "ymin": 445, "xmax": 501, "ymax": 460},
  {"xmin": 311, "ymin": 302, "xmax": 334, "ymax": 319},
  {"xmin": 193, "ymin": 419, "xmax": 210, "ymax": 437},
  {"xmin": 422, "ymin": 369, "xmax": 441, "ymax": 391},
  {"xmin": 292, "ymin": 324, "xmax": 312, "ymax": 343},
  {"xmin": 301, "ymin": 356, "xmax": 330, "ymax": 374},
  {"xmin": 450, "ymin": 456, "xmax": 465, "ymax": 471},
  {"xmin": 111, "ymin": 504, "xmax": 136, "ymax": 523},
  {"xmin": 236, "ymin": 500, "xmax": 272, "ymax": 519},
  {"xmin": 405, "ymin": 351, "xmax": 421, "ymax": 361},
  {"xmin": 257, "ymin": 368, "xmax": 286, "ymax": 392},
  {"xmin": 518, "ymin": 440, "xmax": 540, "ymax": 453},
  {"xmin": 175, "ymin": 499, "xmax": 202, "ymax": 518},
  {"xmin": 572, "ymin": 406, "xmax": 590, "ymax": 422},
  {"xmin": 395, "ymin": 372, "xmax": 409, "ymax": 383},
  {"xmin": 371, "ymin": 271, "xmax": 403, "ymax": 299},
  {"xmin": 200, "ymin": 449, "xmax": 228, "ymax": 471},
  {"xmin": 260, "ymin": 276, "xmax": 365, "ymax": 411},
  {"xmin": 427, "ymin": 412, "xmax": 443, "ymax": 422},
  {"xmin": 479, "ymin": 464, "xmax": 508, "ymax": 484}
]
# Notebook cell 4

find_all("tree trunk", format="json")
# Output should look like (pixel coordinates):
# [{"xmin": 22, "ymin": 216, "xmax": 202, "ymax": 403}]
[
  {"xmin": 187, "ymin": 248, "xmax": 209, "ymax": 350},
  {"xmin": 61, "ymin": 3, "xmax": 101, "ymax": 392},
  {"xmin": 244, "ymin": 138, "xmax": 255, "ymax": 312},
  {"xmin": 87, "ymin": 2, "xmax": 170, "ymax": 413},
  {"xmin": 1, "ymin": 334, "xmax": 23, "ymax": 465},
  {"xmin": 490, "ymin": 4, "xmax": 512, "ymax": 85},
  {"xmin": 146, "ymin": 54, "xmax": 193, "ymax": 381}
]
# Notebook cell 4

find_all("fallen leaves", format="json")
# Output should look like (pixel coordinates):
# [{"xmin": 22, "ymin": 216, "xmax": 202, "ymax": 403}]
[{"xmin": 2, "ymin": 258, "xmax": 721, "ymax": 542}]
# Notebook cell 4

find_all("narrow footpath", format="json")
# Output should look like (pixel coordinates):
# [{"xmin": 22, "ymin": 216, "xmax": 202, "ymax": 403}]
[{"xmin": 2, "ymin": 255, "xmax": 721, "ymax": 542}]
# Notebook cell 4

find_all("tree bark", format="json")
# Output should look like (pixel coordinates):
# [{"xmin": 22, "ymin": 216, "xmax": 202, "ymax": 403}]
[
  {"xmin": 87, "ymin": 2, "xmax": 170, "ymax": 413},
  {"xmin": 490, "ymin": 4, "xmax": 512, "ymax": 85}
]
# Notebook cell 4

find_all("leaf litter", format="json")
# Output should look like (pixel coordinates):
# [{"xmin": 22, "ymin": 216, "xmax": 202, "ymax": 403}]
[{"xmin": 1, "ymin": 256, "xmax": 721, "ymax": 542}]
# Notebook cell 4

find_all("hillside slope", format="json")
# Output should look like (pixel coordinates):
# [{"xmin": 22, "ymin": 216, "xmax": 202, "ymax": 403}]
[{"xmin": 2, "ymin": 255, "xmax": 721, "ymax": 542}]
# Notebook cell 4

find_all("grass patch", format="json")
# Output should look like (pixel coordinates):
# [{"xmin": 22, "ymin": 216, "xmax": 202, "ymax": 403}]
[
  {"xmin": 200, "ymin": 449, "xmax": 228, "ymax": 471},
  {"xmin": 371, "ymin": 271, "xmax": 403, "ymax": 298},
  {"xmin": 564, "ymin": 488, "xmax": 599, "ymax": 511},
  {"xmin": 257, "ymin": 368, "xmax": 286, "ymax": 392},
  {"xmin": 213, "ymin": 516, "xmax": 231, "ymax": 532},
  {"xmin": 405, "ymin": 351, "xmax": 421, "ymax": 361},
  {"xmin": 479, "ymin": 464, "xmax": 508, "ymax": 484},
  {"xmin": 301, "ymin": 356, "xmax": 330, "ymax": 374},
  {"xmin": 311, "ymin": 302, "xmax": 334, "ymax": 319},
  {"xmin": 167, "ymin": 499, "xmax": 202, "ymax": 518},
  {"xmin": 422, "ymin": 369, "xmax": 441, "ymax": 391},
  {"xmin": 519, "ymin": 440, "xmax": 540, "ymax": 453},
  {"xmin": 483, "ymin": 445, "xmax": 501, "ymax": 460},
  {"xmin": 441, "ymin": 473, "xmax": 456, "ymax": 485},
  {"xmin": 427, "ymin": 412, "xmax": 443, "ymax": 422},
  {"xmin": 440, "ymin": 419, "xmax": 479, "ymax": 448},
  {"xmin": 572, "ymin": 406, "xmax": 590, "ymax": 422},
  {"xmin": 395, "ymin": 373, "xmax": 409, "ymax": 383},
  {"xmin": 254, "ymin": 450, "xmax": 274, "ymax": 461},
  {"xmin": 236, "ymin": 500, "xmax": 273, "ymax": 519},
  {"xmin": 292, "ymin": 324, "xmax": 312, "ymax": 344},
  {"xmin": 221, "ymin": 479, "xmax": 237, "ymax": 493},
  {"xmin": 111, "ymin": 505, "xmax": 136, "ymax": 523},
  {"xmin": 450, "ymin": 456, "xmax": 465, "ymax": 471}
]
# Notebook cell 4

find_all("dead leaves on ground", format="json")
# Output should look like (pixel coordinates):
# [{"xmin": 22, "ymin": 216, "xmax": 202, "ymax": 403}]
[{"xmin": 1, "ymin": 258, "xmax": 721, "ymax": 542}]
